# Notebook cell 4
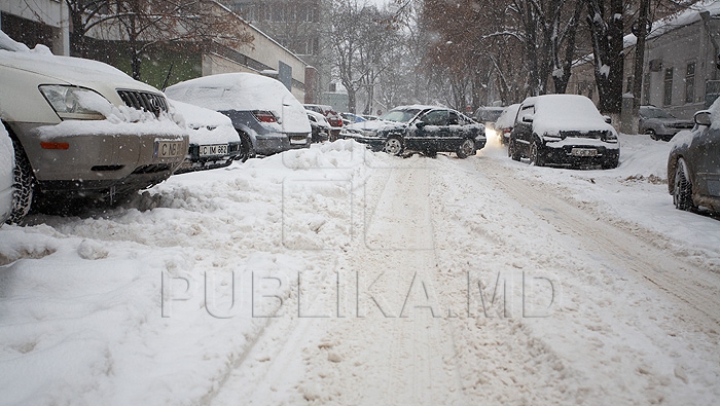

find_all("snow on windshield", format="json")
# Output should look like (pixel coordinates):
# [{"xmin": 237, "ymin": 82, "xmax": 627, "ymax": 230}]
[{"xmin": 532, "ymin": 95, "xmax": 614, "ymax": 135}]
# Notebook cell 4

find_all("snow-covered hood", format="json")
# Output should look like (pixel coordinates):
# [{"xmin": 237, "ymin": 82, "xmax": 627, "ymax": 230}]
[
  {"xmin": 0, "ymin": 46, "xmax": 160, "ymax": 96},
  {"xmin": 345, "ymin": 119, "xmax": 407, "ymax": 135},
  {"xmin": 169, "ymin": 100, "xmax": 240, "ymax": 145}
]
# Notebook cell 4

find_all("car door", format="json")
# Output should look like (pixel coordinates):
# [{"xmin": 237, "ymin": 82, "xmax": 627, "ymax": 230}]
[
  {"xmin": 410, "ymin": 109, "xmax": 448, "ymax": 151},
  {"xmin": 691, "ymin": 126, "xmax": 720, "ymax": 198},
  {"xmin": 511, "ymin": 103, "xmax": 535, "ymax": 155}
]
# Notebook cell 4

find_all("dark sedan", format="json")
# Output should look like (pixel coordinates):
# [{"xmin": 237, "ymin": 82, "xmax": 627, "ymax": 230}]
[
  {"xmin": 340, "ymin": 105, "xmax": 486, "ymax": 158},
  {"xmin": 667, "ymin": 109, "xmax": 720, "ymax": 213},
  {"xmin": 639, "ymin": 106, "xmax": 694, "ymax": 141}
]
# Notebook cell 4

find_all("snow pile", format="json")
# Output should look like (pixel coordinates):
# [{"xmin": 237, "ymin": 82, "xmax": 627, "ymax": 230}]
[{"xmin": 0, "ymin": 140, "xmax": 375, "ymax": 405}]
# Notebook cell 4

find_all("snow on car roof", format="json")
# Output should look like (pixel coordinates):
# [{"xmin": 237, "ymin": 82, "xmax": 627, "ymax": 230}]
[
  {"xmin": 529, "ymin": 94, "xmax": 615, "ymax": 135},
  {"xmin": 166, "ymin": 73, "xmax": 300, "ymax": 113},
  {"xmin": 165, "ymin": 72, "xmax": 310, "ymax": 134}
]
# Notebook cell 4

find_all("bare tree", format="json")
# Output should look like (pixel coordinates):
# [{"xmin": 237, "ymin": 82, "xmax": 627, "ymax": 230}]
[
  {"xmin": 61, "ymin": 0, "xmax": 253, "ymax": 80},
  {"xmin": 585, "ymin": 0, "xmax": 624, "ymax": 115},
  {"xmin": 327, "ymin": 0, "xmax": 398, "ymax": 113}
]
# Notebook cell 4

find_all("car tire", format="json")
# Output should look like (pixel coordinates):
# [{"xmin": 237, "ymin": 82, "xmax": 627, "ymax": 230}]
[
  {"xmin": 673, "ymin": 158, "xmax": 695, "ymax": 211},
  {"xmin": 456, "ymin": 139, "xmax": 475, "ymax": 159},
  {"xmin": 237, "ymin": 131, "xmax": 255, "ymax": 162},
  {"xmin": 6, "ymin": 137, "xmax": 34, "ymax": 224},
  {"xmin": 603, "ymin": 155, "xmax": 619, "ymax": 169},
  {"xmin": 383, "ymin": 136, "xmax": 403, "ymax": 156},
  {"xmin": 529, "ymin": 140, "xmax": 545, "ymax": 167},
  {"xmin": 645, "ymin": 129, "xmax": 657, "ymax": 141},
  {"xmin": 508, "ymin": 138, "xmax": 521, "ymax": 161}
]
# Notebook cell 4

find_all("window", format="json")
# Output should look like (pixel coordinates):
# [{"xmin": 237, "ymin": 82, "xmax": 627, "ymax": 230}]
[
  {"xmin": 643, "ymin": 73, "xmax": 651, "ymax": 106},
  {"xmin": 685, "ymin": 62, "xmax": 695, "ymax": 104},
  {"xmin": 663, "ymin": 68, "xmax": 673, "ymax": 106},
  {"xmin": 626, "ymin": 76, "xmax": 634, "ymax": 93}
]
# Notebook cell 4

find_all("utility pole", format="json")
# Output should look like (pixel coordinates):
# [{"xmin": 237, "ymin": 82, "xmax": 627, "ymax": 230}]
[{"xmin": 631, "ymin": 0, "xmax": 651, "ymax": 133}]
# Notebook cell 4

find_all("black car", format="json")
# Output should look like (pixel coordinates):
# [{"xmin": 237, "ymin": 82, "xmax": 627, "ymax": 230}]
[
  {"xmin": 508, "ymin": 95, "xmax": 620, "ymax": 169},
  {"xmin": 667, "ymin": 109, "xmax": 720, "ymax": 213},
  {"xmin": 340, "ymin": 105, "xmax": 486, "ymax": 158}
]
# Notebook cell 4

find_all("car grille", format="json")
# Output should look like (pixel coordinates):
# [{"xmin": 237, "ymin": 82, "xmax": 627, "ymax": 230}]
[
  {"xmin": 117, "ymin": 90, "xmax": 168, "ymax": 116},
  {"xmin": 559, "ymin": 131, "xmax": 604, "ymax": 140}
]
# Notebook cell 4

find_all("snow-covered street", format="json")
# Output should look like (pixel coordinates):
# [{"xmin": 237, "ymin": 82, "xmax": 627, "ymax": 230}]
[{"xmin": 1, "ymin": 135, "xmax": 719, "ymax": 405}]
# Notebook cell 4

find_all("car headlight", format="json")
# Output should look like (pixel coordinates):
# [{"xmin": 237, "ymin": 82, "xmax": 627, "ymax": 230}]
[{"xmin": 39, "ymin": 85, "xmax": 108, "ymax": 120}]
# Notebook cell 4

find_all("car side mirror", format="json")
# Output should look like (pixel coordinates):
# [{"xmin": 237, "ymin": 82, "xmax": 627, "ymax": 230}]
[
  {"xmin": 694, "ymin": 110, "xmax": 712, "ymax": 127},
  {"xmin": 521, "ymin": 114, "xmax": 534, "ymax": 123},
  {"xmin": 416, "ymin": 122, "xmax": 427, "ymax": 129},
  {"xmin": 604, "ymin": 116, "xmax": 612, "ymax": 124}
]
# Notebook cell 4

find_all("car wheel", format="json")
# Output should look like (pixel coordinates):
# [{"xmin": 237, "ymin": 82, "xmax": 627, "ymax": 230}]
[
  {"xmin": 508, "ymin": 138, "xmax": 521, "ymax": 161},
  {"xmin": 645, "ymin": 129, "xmax": 657, "ymax": 141},
  {"xmin": 456, "ymin": 139, "xmax": 475, "ymax": 159},
  {"xmin": 529, "ymin": 140, "xmax": 545, "ymax": 167},
  {"xmin": 237, "ymin": 132, "xmax": 255, "ymax": 162},
  {"xmin": 673, "ymin": 158, "xmax": 696, "ymax": 211},
  {"xmin": 383, "ymin": 136, "xmax": 403, "ymax": 156},
  {"xmin": 602, "ymin": 155, "xmax": 619, "ymax": 169},
  {"xmin": 6, "ymin": 137, "xmax": 34, "ymax": 224}
]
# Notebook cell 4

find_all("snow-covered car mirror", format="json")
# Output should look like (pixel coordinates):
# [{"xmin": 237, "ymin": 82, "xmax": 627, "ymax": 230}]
[
  {"xmin": 694, "ymin": 110, "xmax": 711, "ymax": 127},
  {"xmin": 604, "ymin": 115, "xmax": 612, "ymax": 124},
  {"xmin": 416, "ymin": 121, "xmax": 427, "ymax": 129}
]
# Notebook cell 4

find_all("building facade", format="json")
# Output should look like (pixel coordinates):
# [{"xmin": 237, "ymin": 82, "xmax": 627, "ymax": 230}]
[{"xmin": 0, "ymin": 1, "xmax": 310, "ymax": 101}]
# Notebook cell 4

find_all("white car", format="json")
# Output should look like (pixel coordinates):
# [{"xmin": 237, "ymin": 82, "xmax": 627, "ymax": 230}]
[
  {"xmin": 0, "ymin": 123, "xmax": 15, "ymax": 224},
  {"xmin": 166, "ymin": 73, "xmax": 311, "ymax": 160},
  {"xmin": 306, "ymin": 109, "xmax": 331, "ymax": 143},
  {"xmin": 0, "ymin": 31, "xmax": 188, "ymax": 221},
  {"xmin": 169, "ymin": 100, "xmax": 242, "ymax": 173}
]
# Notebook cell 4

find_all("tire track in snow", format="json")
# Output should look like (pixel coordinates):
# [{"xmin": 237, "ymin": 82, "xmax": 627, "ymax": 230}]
[{"xmin": 479, "ymin": 162, "xmax": 720, "ymax": 330}]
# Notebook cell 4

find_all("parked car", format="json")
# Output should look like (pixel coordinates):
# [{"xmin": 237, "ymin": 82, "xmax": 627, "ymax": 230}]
[
  {"xmin": 494, "ymin": 104, "xmax": 521, "ymax": 145},
  {"xmin": 667, "ymin": 107, "xmax": 720, "ymax": 213},
  {"xmin": 341, "ymin": 105, "xmax": 486, "ymax": 158},
  {"xmin": 340, "ymin": 112, "xmax": 367, "ymax": 126},
  {"xmin": 169, "ymin": 100, "xmax": 242, "ymax": 174},
  {"xmin": 0, "ymin": 31, "xmax": 188, "ymax": 221},
  {"xmin": 508, "ymin": 94, "xmax": 619, "ymax": 169},
  {"xmin": 304, "ymin": 104, "xmax": 343, "ymax": 141},
  {"xmin": 639, "ymin": 106, "xmax": 694, "ymax": 141},
  {"xmin": 474, "ymin": 106, "xmax": 505, "ymax": 125},
  {"xmin": 0, "ymin": 123, "xmax": 14, "ymax": 224},
  {"xmin": 166, "ymin": 73, "xmax": 311, "ymax": 160},
  {"xmin": 306, "ymin": 109, "xmax": 331, "ymax": 143}
]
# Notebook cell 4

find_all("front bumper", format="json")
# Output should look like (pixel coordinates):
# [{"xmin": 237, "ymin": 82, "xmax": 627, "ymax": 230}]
[
  {"xmin": 544, "ymin": 143, "xmax": 619, "ymax": 167},
  {"xmin": 255, "ymin": 132, "xmax": 311, "ymax": 155},
  {"xmin": 11, "ymin": 120, "xmax": 188, "ymax": 197}
]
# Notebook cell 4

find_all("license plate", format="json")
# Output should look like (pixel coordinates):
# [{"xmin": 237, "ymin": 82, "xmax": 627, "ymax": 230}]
[
  {"xmin": 290, "ymin": 136, "xmax": 308, "ymax": 145},
  {"xmin": 571, "ymin": 148, "xmax": 598, "ymax": 157},
  {"xmin": 155, "ymin": 141, "xmax": 185, "ymax": 158},
  {"xmin": 198, "ymin": 144, "xmax": 228, "ymax": 157}
]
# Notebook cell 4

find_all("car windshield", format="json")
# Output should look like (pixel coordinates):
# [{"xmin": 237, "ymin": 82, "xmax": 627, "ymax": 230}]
[
  {"xmin": 379, "ymin": 108, "xmax": 422, "ymax": 123},
  {"xmin": 641, "ymin": 108, "xmax": 676, "ymax": 119}
]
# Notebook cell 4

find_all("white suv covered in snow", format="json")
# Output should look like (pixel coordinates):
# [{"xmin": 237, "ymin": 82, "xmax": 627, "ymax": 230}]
[{"xmin": 0, "ymin": 32, "xmax": 188, "ymax": 222}]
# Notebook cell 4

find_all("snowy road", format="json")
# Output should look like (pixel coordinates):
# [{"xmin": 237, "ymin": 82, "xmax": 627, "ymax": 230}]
[{"xmin": 1, "ymin": 137, "xmax": 719, "ymax": 405}]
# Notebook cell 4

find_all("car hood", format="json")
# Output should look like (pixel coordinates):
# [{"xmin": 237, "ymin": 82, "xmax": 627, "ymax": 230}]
[
  {"xmin": 0, "ymin": 48, "xmax": 160, "ymax": 95},
  {"xmin": 345, "ymin": 119, "xmax": 407, "ymax": 134},
  {"xmin": 644, "ymin": 117, "xmax": 693, "ymax": 126},
  {"xmin": 169, "ymin": 100, "xmax": 240, "ymax": 145}
]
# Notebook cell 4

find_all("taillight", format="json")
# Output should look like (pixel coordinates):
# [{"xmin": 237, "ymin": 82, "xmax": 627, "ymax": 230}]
[{"xmin": 253, "ymin": 110, "xmax": 277, "ymax": 123}]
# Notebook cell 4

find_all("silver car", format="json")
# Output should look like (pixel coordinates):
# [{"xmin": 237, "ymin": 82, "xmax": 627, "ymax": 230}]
[
  {"xmin": 639, "ymin": 106, "xmax": 694, "ymax": 141},
  {"xmin": 0, "ymin": 31, "xmax": 188, "ymax": 222}
]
